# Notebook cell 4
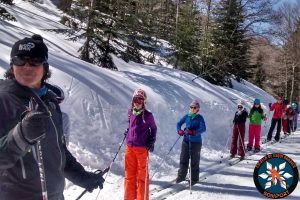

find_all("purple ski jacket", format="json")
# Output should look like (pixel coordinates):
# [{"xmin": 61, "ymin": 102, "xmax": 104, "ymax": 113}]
[{"xmin": 126, "ymin": 108, "xmax": 157, "ymax": 147}]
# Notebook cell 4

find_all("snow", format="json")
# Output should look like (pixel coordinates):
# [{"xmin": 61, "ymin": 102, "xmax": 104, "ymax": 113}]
[{"xmin": 0, "ymin": 1, "xmax": 299, "ymax": 199}]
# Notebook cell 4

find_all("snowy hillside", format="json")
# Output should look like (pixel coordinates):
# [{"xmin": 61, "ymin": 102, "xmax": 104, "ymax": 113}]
[{"xmin": 0, "ymin": 1, "xmax": 299, "ymax": 200}]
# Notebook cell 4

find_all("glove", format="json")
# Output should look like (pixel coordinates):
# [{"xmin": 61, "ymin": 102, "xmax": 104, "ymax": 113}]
[
  {"xmin": 187, "ymin": 129, "xmax": 195, "ymax": 136},
  {"xmin": 19, "ymin": 110, "xmax": 49, "ymax": 144},
  {"xmin": 269, "ymin": 103, "xmax": 272, "ymax": 108},
  {"xmin": 147, "ymin": 142, "xmax": 155, "ymax": 152},
  {"xmin": 178, "ymin": 130, "xmax": 184, "ymax": 136},
  {"xmin": 147, "ymin": 138, "xmax": 155, "ymax": 152},
  {"xmin": 81, "ymin": 171, "xmax": 105, "ymax": 192}
]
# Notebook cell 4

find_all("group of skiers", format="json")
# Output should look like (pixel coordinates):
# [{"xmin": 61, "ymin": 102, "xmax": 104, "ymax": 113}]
[
  {"xmin": 0, "ymin": 34, "xmax": 207, "ymax": 200},
  {"xmin": 230, "ymin": 97, "xmax": 299, "ymax": 160},
  {"xmin": 1, "ymin": 34, "xmax": 298, "ymax": 200},
  {"xmin": 124, "ymin": 92, "xmax": 206, "ymax": 199}
]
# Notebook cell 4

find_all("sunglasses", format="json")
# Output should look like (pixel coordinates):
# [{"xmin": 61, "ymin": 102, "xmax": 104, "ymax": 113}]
[
  {"xmin": 133, "ymin": 97, "xmax": 144, "ymax": 104},
  {"xmin": 11, "ymin": 56, "xmax": 46, "ymax": 67},
  {"xmin": 190, "ymin": 106, "xmax": 198, "ymax": 109},
  {"xmin": 238, "ymin": 106, "xmax": 243, "ymax": 109}
]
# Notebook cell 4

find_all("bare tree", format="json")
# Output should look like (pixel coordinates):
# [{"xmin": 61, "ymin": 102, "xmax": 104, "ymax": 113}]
[{"xmin": 275, "ymin": 2, "xmax": 300, "ymax": 101}]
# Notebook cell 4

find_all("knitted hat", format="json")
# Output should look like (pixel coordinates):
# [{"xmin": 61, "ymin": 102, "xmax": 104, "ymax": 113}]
[
  {"xmin": 132, "ymin": 88, "xmax": 147, "ymax": 100},
  {"xmin": 132, "ymin": 88, "xmax": 147, "ymax": 108},
  {"xmin": 254, "ymin": 98, "xmax": 260, "ymax": 104},
  {"xmin": 237, "ymin": 100, "xmax": 244, "ymax": 106},
  {"xmin": 10, "ymin": 34, "xmax": 48, "ymax": 60},
  {"xmin": 190, "ymin": 99, "xmax": 200, "ymax": 108}
]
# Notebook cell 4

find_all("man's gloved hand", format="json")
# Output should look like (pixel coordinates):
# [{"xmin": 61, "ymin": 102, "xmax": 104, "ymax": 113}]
[
  {"xmin": 19, "ymin": 110, "xmax": 49, "ymax": 144},
  {"xmin": 178, "ymin": 130, "xmax": 184, "ymax": 136},
  {"xmin": 82, "ymin": 171, "xmax": 105, "ymax": 192},
  {"xmin": 269, "ymin": 103, "xmax": 272, "ymax": 108},
  {"xmin": 187, "ymin": 129, "xmax": 196, "ymax": 136}
]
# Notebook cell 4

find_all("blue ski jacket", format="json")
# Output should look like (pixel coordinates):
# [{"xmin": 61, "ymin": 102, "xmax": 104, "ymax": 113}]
[{"xmin": 177, "ymin": 114, "xmax": 206, "ymax": 143}]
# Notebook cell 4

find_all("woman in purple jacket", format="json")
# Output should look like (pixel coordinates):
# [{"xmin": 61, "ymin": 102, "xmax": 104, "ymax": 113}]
[{"xmin": 124, "ymin": 89, "xmax": 157, "ymax": 200}]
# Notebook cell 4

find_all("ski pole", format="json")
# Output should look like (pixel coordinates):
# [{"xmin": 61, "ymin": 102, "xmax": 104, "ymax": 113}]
[
  {"xmin": 150, "ymin": 135, "xmax": 181, "ymax": 180},
  {"xmin": 262, "ymin": 108, "xmax": 271, "ymax": 141},
  {"xmin": 93, "ymin": 132, "xmax": 127, "ymax": 200},
  {"xmin": 221, "ymin": 123, "xmax": 234, "ymax": 159},
  {"xmin": 75, "ymin": 167, "xmax": 110, "ymax": 200},
  {"xmin": 36, "ymin": 140, "xmax": 48, "ymax": 200},
  {"xmin": 144, "ymin": 151, "xmax": 149, "ymax": 200},
  {"xmin": 29, "ymin": 94, "xmax": 51, "ymax": 200},
  {"xmin": 110, "ymin": 132, "xmax": 127, "ymax": 166},
  {"xmin": 188, "ymin": 135, "xmax": 192, "ymax": 194},
  {"xmin": 237, "ymin": 125, "xmax": 246, "ymax": 158}
]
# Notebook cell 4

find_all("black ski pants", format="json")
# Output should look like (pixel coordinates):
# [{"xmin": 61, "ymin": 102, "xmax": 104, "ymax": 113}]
[
  {"xmin": 177, "ymin": 140, "xmax": 202, "ymax": 182},
  {"xmin": 267, "ymin": 118, "xmax": 282, "ymax": 141}
]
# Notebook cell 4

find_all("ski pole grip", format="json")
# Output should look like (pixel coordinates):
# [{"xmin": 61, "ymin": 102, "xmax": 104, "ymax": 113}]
[{"xmin": 75, "ymin": 167, "xmax": 110, "ymax": 200}]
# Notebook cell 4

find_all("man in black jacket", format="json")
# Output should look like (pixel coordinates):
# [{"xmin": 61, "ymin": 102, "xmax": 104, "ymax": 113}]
[{"xmin": 0, "ymin": 34, "xmax": 104, "ymax": 200}]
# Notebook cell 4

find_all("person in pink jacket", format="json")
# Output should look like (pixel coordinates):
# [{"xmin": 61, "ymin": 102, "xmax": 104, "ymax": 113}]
[{"xmin": 267, "ymin": 97, "xmax": 285, "ymax": 142}]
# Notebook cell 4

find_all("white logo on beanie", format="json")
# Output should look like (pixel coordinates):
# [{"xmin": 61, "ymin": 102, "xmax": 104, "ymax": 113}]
[{"xmin": 19, "ymin": 42, "xmax": 35, "ymax": 51}]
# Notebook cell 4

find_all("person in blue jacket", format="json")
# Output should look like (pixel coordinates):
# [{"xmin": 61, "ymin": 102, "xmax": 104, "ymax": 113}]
[{"xmin": 176, "ymin": 99, "xmax": 206, "ymax": 185}]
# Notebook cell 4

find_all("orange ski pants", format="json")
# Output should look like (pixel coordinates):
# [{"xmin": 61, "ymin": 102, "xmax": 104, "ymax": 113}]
[{"xmin": 124, "ymin": 145, "xmax": 149, "ymax": 200}]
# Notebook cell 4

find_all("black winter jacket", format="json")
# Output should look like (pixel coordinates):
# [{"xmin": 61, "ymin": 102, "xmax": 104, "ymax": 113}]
[
  {"xmin": 0, "ymin": 79, "xmax": 89, "ymax": 200},
  {"xmin": 233, "ymin": 109, "xmax": 248, "ymax": 124}
]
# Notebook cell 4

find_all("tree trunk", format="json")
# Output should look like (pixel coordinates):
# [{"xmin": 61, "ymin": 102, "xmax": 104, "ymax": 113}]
[{"xmin": 290, "ymin": 63, "xmax": 295, "ymax": 102}]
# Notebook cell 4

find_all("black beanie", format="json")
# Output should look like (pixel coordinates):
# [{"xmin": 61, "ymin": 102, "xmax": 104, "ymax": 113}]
[{"xmin": 10, "ymin": 34, "xmax": 48, "ymax": 60}]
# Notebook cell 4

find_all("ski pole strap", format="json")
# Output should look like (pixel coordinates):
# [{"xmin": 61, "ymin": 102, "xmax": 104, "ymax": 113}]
[{"xmin": 75, "ymin": 167, "xmax": 110, "ymax": 200}]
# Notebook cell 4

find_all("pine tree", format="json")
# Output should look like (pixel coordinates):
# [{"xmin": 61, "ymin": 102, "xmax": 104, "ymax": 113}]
[
  {"xmin": 59, "ymin": 0, "xmax": 165, "ymax": 68},
  {"xmin": 253, "ymin": 52, "xmax": 266, "ymax": 88},
  {"xmin": 60, "ymin": 0, "xmax": 120, "ymax": 69},
  {"xmin": 0, "ymin": 0, "xmax": 16, "ymax": 21},
  {"xmin": 57, "ymin": 0, "xmax": 72, "ymax": 13},
  {"xmin": 208, "ymin": 0, "xmax": 251, "ymax": 86},
  {"xmin": 170, "ymin": 1, "xmax": 202, "ymax": 74}
]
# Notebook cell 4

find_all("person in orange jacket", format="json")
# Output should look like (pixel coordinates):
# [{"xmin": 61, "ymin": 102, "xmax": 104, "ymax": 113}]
[
  {"xmin": 124, "ymin": 89, "xmax": 157, "ymax": 200},
  {"xmin": 267, "ymin": 97, "xmax": 285, "ymax": 142}
]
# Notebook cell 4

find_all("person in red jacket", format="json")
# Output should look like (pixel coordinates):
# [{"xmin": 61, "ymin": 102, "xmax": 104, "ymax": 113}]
[
  {"xmin": 282, "ymin": 105, "xmax": 294, "ymax": 135},
  {"xmin": 267, "ymin": 97, "xmax": 285, "ymax": 142}
]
